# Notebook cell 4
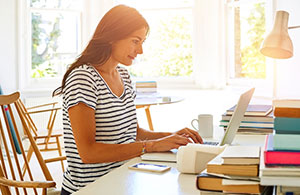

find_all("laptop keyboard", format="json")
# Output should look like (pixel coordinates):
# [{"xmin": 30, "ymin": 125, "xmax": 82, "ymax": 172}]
[{"xmin": 203, "ymin": 141, "xmax": 219, "ymax": 146}]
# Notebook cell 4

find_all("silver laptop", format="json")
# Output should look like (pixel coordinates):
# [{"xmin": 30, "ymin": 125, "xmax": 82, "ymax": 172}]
[
  {"xmin": 204, "ymin": 87, "xmax": 255, "ymax": 146},
  {"xmin": 141, "ymin": 88, "xmax": 255, "ymax": 162}
]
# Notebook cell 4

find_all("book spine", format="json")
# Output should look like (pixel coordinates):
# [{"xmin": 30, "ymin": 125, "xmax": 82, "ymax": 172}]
[
  {"xmin": 273, "ymin": 100, "xmax": 300, "ymax": 108},
  {"xmin": 274, "ymin": 130, "xmax": 300, "ymax": 135},
  {"xmin": 220, "ymin": 121, "xmax": 273, "ymax": 128},
  {"xmin": 274, "ymin": 107, "xmax": 300, "ymax": 118},
  {"xmin": 273, "ymin": 134, "xmax": 300, "ymax": 151},
  {"xmin": 226, "ymin": 111, "xmax": 267, "ymax": 116},
  {"xmin": 222, "ymin": 115, "xmax": 274, "ymax": 123},
  {"xmin": 274, "ymin": 117, "xmax": 300, "ymax": 131}
]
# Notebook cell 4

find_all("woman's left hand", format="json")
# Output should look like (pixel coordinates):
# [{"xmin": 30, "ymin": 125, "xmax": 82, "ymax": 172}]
[{"xmin": 174, "ymin": 128, "xmax": 203, "ymax": 144}]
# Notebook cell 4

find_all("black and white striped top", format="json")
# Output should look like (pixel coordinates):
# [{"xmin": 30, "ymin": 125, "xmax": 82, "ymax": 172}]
[{"xmin": 61, "ymin": 64, "xmax": 137, "ymax": 193}]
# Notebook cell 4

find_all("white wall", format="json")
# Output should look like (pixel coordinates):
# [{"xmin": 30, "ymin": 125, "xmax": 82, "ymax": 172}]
[
  {"xmin": 276, "ymin": 0, "xmax": 300, "ymax": 99},
  {"xmin": 0, "ymin": 0, "xmax": 18, "ymax": 94}
]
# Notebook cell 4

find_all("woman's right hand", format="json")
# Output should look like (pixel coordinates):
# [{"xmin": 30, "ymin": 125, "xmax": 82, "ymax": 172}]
[{"xmin": 146, "ymin": 133, "xmax": 192, "ymax": 152}]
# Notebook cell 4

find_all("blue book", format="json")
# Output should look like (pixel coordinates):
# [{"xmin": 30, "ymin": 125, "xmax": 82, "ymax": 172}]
[{"xmin": 274, "ymin": 117, "xmax": 300, "ymax": 132}]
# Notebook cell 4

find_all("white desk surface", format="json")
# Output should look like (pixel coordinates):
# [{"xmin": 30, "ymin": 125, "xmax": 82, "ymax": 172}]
[
  {"xmin": 73, "ymin": 134, "xmax": 266, "ymax": 195},
  {"xmin": 134, "ymin": 94, "xmax": 184, "ymax": 106}
]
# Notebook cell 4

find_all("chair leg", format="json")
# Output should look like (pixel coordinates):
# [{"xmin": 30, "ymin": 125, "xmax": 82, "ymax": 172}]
[
  {"xmin": 23, "ymin": 145, "xmax": 34, "ymax": 177},
  {"xmin": 56, "ymin": 137, "xmax": 65, "ymax": 172}
]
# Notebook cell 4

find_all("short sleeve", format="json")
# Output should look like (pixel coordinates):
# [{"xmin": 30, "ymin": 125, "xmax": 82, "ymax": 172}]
[{"xmin": 63, "ymin": 67, "xmax": 97, "ymax": 110}]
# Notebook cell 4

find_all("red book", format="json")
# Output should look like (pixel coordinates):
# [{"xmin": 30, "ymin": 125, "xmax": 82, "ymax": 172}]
[{"xmin": 264, "ymin": 134, "xmax": 300, "ymax": 166}]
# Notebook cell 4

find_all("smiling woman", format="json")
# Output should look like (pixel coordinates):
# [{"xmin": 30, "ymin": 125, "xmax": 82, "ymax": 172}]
[{"xmin": 52, "ymin": 5, "xmax": 202, "ymax": 195}]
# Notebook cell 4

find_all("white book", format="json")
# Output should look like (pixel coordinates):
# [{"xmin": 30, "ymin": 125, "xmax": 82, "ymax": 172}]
[
  {"xmin": 272, "ymin": 99, "xmax": 300, "ymax": 108},
  {"xmin": 221, "ymin": 146, "xmax": 260, "ymax": 165},
  {"xmin": 260, "ymin": 175, "xmax": 300, "ymax": 187}
]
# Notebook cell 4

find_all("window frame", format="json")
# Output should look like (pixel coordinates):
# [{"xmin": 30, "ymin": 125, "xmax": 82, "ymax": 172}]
[
  {"xmin": 18, "ymin": 0, "xmax": 83, "ymax": 92},
  {"xmin": 225, "ymin": 0, "xmax": 275, "ymax": 97}
]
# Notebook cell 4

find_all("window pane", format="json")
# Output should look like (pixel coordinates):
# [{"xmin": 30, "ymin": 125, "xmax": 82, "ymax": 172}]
[
  {"xmin": 126, "ymin": 9, "xmax": 193, "ymax": 77},
  {"xmin": 230, "ymin": 0, "xmax": 266, "ymax": 79},
  {"xmin": 30, "ymin": 0, "xmax": 82, "ymax": 9},
  {"xmin": 31, "ymin": 11, "xmax": 80, "ymax": 78}
]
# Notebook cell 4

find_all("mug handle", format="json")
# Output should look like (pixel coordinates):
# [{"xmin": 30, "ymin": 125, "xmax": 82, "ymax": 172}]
[{"xmin": 191, "ymin": 119, "xmax": 199, "ymax": 131}]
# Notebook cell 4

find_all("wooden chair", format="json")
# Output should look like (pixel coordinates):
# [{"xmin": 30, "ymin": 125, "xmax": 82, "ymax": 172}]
[
  {"xmin": 0, "ymin": 92, "xmax": 56, "ymax": 195},
  {"xmin": 15, "ymin": 96, "xmax": 66, "ymax": 175}
]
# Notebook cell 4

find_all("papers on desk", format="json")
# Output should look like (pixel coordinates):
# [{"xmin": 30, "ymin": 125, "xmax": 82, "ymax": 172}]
[{"xmin": 141, "ymin": 149, "xmax": 177, "ymax": 163}]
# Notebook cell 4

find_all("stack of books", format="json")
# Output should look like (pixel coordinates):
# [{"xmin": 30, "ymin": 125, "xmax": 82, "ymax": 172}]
[
  {"xmin": 220, "ymin": 104, "xmax": 274, "ymax": 134},
  {"xmin": 260, "ymin": 99, "xmax": 300, "ymax": 189},
  {"xmin": 273, "ymin": 99, "xmax": 300, "ymax": 135},
  {"xmin": 135, "ymin": 81, "xmax": 157, "ymax": 94},
  {"xmin": 197, "ymin": 146, "xmax": 264, "ymax": 194}
]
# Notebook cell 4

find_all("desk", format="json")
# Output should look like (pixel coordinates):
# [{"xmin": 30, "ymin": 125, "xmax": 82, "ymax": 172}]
[
  {"xmin": 135, "ymin": 95, "xmax": 184, "ymax": 130},
  {"xmin": 74, "ymin": 134, "xmax": 266, "ymax": 195}
]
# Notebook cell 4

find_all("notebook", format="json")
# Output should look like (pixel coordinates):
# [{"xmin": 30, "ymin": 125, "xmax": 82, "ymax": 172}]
[{"xmin": 141, "ymin": 88, "xmax": 255, "ymax": 162}]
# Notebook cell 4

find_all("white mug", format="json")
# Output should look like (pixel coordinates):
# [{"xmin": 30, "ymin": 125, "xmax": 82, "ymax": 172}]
[{"xmin": 191, "ymin": 114, "xmax": 213, "ymax": 138}]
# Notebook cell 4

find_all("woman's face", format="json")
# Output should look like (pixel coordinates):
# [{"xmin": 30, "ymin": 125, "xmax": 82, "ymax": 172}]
[{"xmin": 111, "ymin": 27, "xmax": 147, "ymax": 66}]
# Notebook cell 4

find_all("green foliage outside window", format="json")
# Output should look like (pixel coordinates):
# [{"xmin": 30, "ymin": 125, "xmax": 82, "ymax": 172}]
[
  {"xmin": 240, "ymin": 2, "xmax": 266, "ymax": 79},
  {"xmin": 156, "ymin": 15, "xmax": 193, "ymax": 76},
  {"xmin": 31, "ymin": 0, "xmax": 62, "ymax": 78},
  {"xmin": 129, "ymin": 14, "xmax": 193, "ymax": 77}
]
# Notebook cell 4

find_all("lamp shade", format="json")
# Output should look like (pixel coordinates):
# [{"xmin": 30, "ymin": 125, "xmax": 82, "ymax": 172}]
[{"xmin": 260, "ymin": 11, "xmax": 293, "ymax": 59}]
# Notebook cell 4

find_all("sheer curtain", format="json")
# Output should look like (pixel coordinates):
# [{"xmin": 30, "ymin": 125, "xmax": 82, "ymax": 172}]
[{"xmin": 193, "ymin": 0, "xmax": 226, "ymax": 89}]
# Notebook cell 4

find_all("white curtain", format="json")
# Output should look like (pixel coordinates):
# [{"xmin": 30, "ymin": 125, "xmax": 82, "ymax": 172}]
[
  {"xmin": 82, "ymin": 0, "xmax": 115, "ymax": 45},
  {"xmin": 193, "ymin": 0, "xmax": 226, "ymax": 89}
]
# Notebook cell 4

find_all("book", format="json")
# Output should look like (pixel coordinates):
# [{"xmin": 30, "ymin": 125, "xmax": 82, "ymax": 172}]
[
  {"xmin": 260, "ymin": 175, "xmax": 300, "ymax": 187},
  {"xmin": 274, "ymin": 117, "xmax": 300, "ymax": 132},
  {"xmin": 226, "ymin": 104, "xmax": 272, "ymax": 116},
  {"xmin": 274, "ymin": 107, "xmax": 300, "ymax": 118},
  {"xmin": 260, "ymin": 148, "xmax": 300, "ymax": 186},
  {"xmin": 273, "ymin": 134, "xmax": 300, "ymax": 151},
  {"xmin": 221, "ymin": 146, "xmax": 260, "ymax": 165},
  {"xmin": 220, "ymin": 120, "xmax": 274, "ymax": 128},
  {"xmin": 264, "ymin": 134, "xmax": 300, "ymax": 165},
  {"xmin": 196, "ymin": 172, "xmax": 263, "ymax": 194},
  {"xmin": 275, "ymin": 129, "xmax": 300, "ymax": 135},
  {"xmin": 135, "ymin": 81, "xmax": 157, "ymax": 93},
  {"xmin": 235, "ymin": 128, "xmax": 273, "ymax": 134},
  {"xmin": 135, "ymin": 81, "xmax": 157, "ymax": 88},
  {"xmin": 260, "ymin": 149, "xmax": 300, "ymax": 177},
  {"xmin": 206, "ymin": 155, "xmax": 259, "ymax": 177},
  {"xmin": 221, "ymin": 113, "xmax": 274, "ymax": 123},
  {"xmin": 273, "ymin": 99, "xmax": 300, "ymax": 108}
]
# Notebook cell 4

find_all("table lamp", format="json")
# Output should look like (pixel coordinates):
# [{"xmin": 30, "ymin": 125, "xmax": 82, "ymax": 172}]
[
  {"xmin": 260, "ymin": 10, "xmax": 300, "ymax": 59},
  {"xmin": 260, "ymin": 10, "xmax": 300, "ymax": 98}
]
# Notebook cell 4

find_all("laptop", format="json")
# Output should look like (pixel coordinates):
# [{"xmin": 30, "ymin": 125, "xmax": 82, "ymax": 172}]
[{"xmin": 141, "ymin": 88, "xmax": 255, "ymax": 162}]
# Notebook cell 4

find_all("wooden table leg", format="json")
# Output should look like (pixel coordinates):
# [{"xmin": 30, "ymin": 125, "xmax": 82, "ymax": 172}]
[{"xmin": 144, "ymin": 106, "xmax": 154, "ymax": 131}]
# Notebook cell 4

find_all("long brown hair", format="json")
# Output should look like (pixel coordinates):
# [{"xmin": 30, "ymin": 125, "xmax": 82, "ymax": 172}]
[{"xmin": 53, "ymin": 5, "xmax": 149, "ymax": 96}]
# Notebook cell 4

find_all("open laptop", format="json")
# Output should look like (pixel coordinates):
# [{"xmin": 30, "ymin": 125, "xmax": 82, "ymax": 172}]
[{"xmin": 141, "ymin": 88, "xmax": 255, "ymax": 162}]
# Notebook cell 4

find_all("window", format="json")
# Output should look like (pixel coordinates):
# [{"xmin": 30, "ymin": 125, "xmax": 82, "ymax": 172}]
[
  {"xmin": 227, "ymin": 0, "xmax": 268, "ymax": 80},
  {"xmin": 116, "ymin": 0, "xmax": 193, "ymax": 80},
  {"xmin": 19, "ymin": 0, "xmax": 82, "ymax": 89}
]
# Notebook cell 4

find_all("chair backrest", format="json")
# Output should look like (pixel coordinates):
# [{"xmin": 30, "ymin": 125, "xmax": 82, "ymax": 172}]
[
  {"xmin": 0, "ymin": 92, "xmax": 55, "ymax": 195},
  {"xmin": 17, "ymin": 97, "xmax": 59, "ymax": 140}
]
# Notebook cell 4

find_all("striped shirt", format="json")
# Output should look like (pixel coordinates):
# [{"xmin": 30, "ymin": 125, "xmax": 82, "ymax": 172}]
[{"xmin": 62, "ymin": 64, "xmax": 137, "ymax": 193}]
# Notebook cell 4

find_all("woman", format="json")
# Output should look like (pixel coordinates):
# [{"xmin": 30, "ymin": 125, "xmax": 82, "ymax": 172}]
[{"xmin": 53, "ymin": 5, "xmax": 203, "ymax": 194}]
